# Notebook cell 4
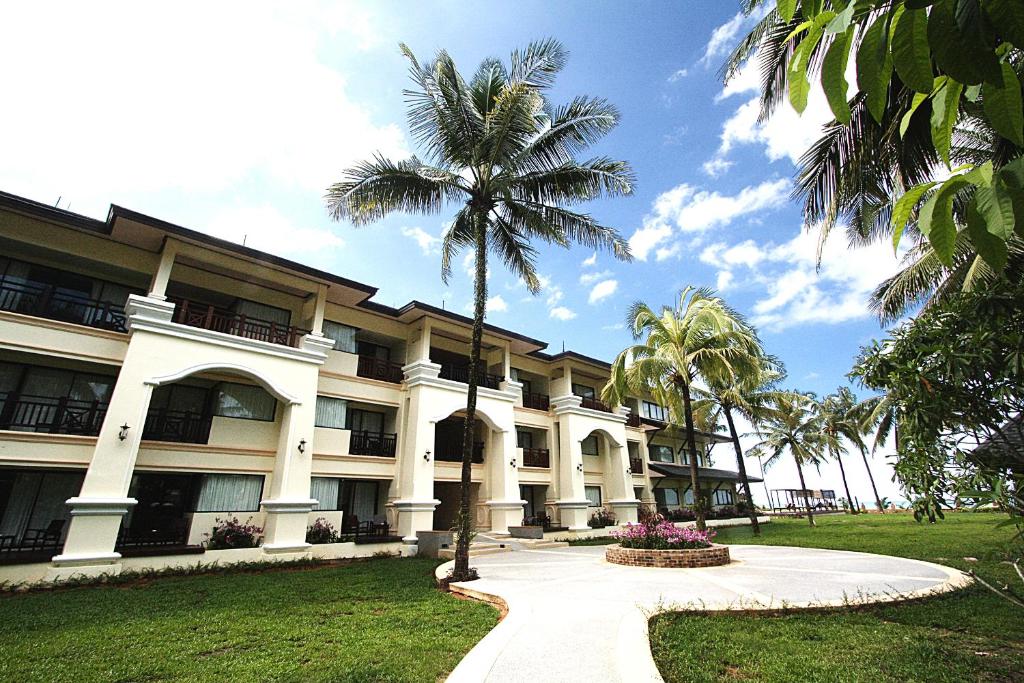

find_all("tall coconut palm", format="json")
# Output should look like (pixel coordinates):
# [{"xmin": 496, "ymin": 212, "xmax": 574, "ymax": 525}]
[
  {"xmin": 700, "ymin": 357, "xmax": 786, "ymax": 535},
  {"xmin": 602, "ymin": 287, "xmax": 759, "ymax": 531},
  {"xmin": 325, "ymin": 40, "xmax": 634, "ymax": 581},
  {"xmin": 816, "ymin": 387, "xmax": 871, "ymax": 514},
  {"xmin": 855, "ymin": 392, "xmax": 896, "ymax": 512},
  {"xmin": 748, "ymin": 391, "xmax": 825, "ymax": 526}
]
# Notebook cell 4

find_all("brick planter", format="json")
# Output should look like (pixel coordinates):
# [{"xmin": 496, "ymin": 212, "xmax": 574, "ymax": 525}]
[{"xmin": 605, "ymin": 543, "xmax": 730, "ymax": 568}]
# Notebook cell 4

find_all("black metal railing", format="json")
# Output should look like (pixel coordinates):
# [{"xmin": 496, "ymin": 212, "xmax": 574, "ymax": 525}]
[
  {"xmin": 356, "ymin": 355, "xmax": 404, "ymax": 384},
  {"xmin": 0, "ymin": 280, "xmax": 128, "ymax": 332},
  {"xmin": 626, "ymin": 412, "xmax": 641, "ymax": 427},
  {"xmin": 435, "ymin": 439, "xmax": 485, "ymax": 464},
  {"xmin": 579, "ymin": 396, "xmax": 612, "ymax": 413},
  {"xmin": 522, "ymin": 447, "xmax": 550, "ymax": 468},
  {"xmin": 349, "ymin": 430, "xmax": 397, "ymax": 457},
  {"xmin": 522, "ymin": 392, "xmax": 550, "ymax": 411},
  {"xmin": 629, "ymin": 456, "xmax": 644, "ymax": 473},
  {"xmin": 116, "ymin": 519, "xmax": 191, "ymax": 550},
  {"xmin": 0, "ymin": 392, "xmax": 107, "ymax": 435},
  {"xmin": 438, "ymin": 364, "xmax": 503, "ymax": 390},
  {"xmin": 173, "ymin": 299, "xmax": 308, "ymax": 348},
  {"xmin": 143, "ymin": 408, "xmax": 212, "ymax": 444}
]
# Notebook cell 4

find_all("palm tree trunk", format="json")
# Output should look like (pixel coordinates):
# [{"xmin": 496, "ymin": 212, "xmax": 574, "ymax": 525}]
[
  {"xmin": 452, "ymin": 219, "xmax": 486, "ymax": 581},
  {"xmin": 680, "ymin": 382, "xmax": 705, "ymax": 531},
  {"xmin": 795, "ymin": 459, "xmax": 815, "ymax": 526},
  {"xmin": 833, "ymin": 445, "xmax": 856, "ymax": 515},
  {"xmin": 723, "ymin": 405, "xmax": 759, "ymax": 535},
  {"xmin": 860, "ymin": 448, "xmax": 884, "ymax": 512}
]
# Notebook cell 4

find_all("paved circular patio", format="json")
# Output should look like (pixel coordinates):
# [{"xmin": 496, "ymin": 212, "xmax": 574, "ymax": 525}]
[{"xmin": 438, "ymin": 544, "xmax": 970, "ymax": 683}]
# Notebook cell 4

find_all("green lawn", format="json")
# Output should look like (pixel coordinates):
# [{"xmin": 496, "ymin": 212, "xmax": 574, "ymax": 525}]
[
  {"xmin": 650, "ymin": 513, "xmax": 1024, "ymax": 683},
  {"xmin": 0, "ymin": 557, "xmax": 497, "ymax": 683}
]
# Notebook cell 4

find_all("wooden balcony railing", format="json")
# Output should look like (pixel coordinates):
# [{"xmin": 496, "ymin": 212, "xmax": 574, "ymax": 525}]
[
  {"xmin": 173, "ymin": 299, "xmax": 307, "ymax": 348},
  {"xmin": 143, "ymin": 408, "xmax": 212, "ymax": 444},
  {"xmin": 626, "ymin": 412, "xmax": 641, "ymax": 427},
  {"xmin": 579, "ymin": 396, "xmax": 612, "ymax": 413},
  {"xmin": 349, "ymin": 430, "xmax": 397, "ymax": 457},
  {"xmin": 0, "ymin": 281, "xmax": 128, "ymax": 332},
  {"xmin": 356, "ymin": 355, "xmax": 404, "ymax": 384},
  {"xmin": 629, "ymin": 456, "xmax": 644, "ymax": 473},
  {"xmin": 522, "ymin": 447, "xmax": 550, "ymax": 468},
  {"xmin": 439, "ymin": 364, "xmax": 503, "ymax": 390},
  {"xmin": 435, "ymin": 439, "xmax": 485, "ymax": 464},
  {"xmin": 0, "ymin": 393, "xmax": 107, "ymax": 435},
  {"xmin": 522, "ymin": 392, "xmax": 550, "ymax": 411}
]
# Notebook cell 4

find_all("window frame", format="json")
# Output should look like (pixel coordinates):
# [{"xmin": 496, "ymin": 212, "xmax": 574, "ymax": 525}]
[
  {"xmin": 213, "ymin": 382, "xmax": 277, "ymax": 422},
  {"xmin": 314, "ymin": 395, "xmax": 348, "ymax": 430},
  {"xmin": 580, "ymin": 434, "xmax": 599, "ymax": 456},
  {"xmin": 648, "ymin": 444, "xmax": 674, "ymax": 463},
  {"xmin": 642, "ymin": 400, "xmax": 666, "ymax": 421},
  {"xmin": 584, "ymin": 485, "xmax": 602, "ymax": 508}
]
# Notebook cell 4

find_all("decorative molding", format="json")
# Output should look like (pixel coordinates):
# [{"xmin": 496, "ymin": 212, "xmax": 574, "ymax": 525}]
[
  {"xmin": 499, "ymin": 378, "xmax": 523, "ymax": 393},
  {"xmin": 125, "ymin": 294, "xmax": 176, "ymax": 324},
  {"xmin": 607, "ymin": 498, "xmax": 641, "ymax": 508},
  {"xmin": 261, "ymin": 498, "xmax": 319, "ymax": 513},
  {"xmin": 0, "ymin": 431, "xmax": 97, "ymax": 446},
  {"xmin": 392, "ymin": 498, "xmax": 441, "ymax": 512},
  {"xmin": 554, "ymin": 499, "xmax": 591, "ymax": 510},
  {"xmin": 300, "ymin": 333, "xmax": 336, "ymax": 356},
  {"xmin": 550, "ymin": 394, "xmax": 582, "ymax": 411},
  {"xmin": 403, "ymin": 361, "xmax": 519, "ymax": 403},
  {"xmin": 484, "ymin": 499, "xmax": 527, "ymax": 510},
  {"xmin": 146, "ymin": 362, "xmax": 301, "ymax": 404},
  {"xmin": 401, "ymin": 360, "xmax": 442, "ymax": 383},
  {"xmin": 51, "ymin": 551, "xmax": 123, "ymax": 567},
  {"xmin": 0, "ymin": 309, "xmax": 128, "ymax": 341},
  {"xmin": 262, "ymin": 542, "xmax": 313, "ymax": 554},
  {"xmin": 550, "ymin": 395, "xmax": 628, "ymax": 423},
  {"xmin": 65, "ymin": 497, "xmax": 138, "ymax": 516}
]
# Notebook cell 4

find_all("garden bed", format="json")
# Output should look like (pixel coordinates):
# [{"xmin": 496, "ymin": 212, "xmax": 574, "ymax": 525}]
[{"xmin": 605, "ymin": 543, "xmax": 730, "ymax": 568}]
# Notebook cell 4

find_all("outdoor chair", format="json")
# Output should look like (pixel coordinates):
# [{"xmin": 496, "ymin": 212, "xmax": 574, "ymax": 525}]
[{"xmin": 21, "ymin": 519, "xmax": 66, "ymax": 549}]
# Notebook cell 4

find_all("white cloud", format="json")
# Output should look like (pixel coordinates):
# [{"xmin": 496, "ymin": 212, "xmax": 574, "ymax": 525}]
[
  {"xmin": 716, "ymin": 57, "xmax": 762, "ymax": 102},
  {"xmin": 602, "ymin": 322, "xmax": 625, "ymax": 331},
  {"xmin": 204, "ymin": 205, "xmax": 344, "ymax": 259},
  {"xmin": 588, "ymin": 279, "xmax": 618, "ymax": 305},
  {"xmin": 581, "ymin": 252, "xmax": 598, "ymax": 267},
  {"xmin": 486, "ymin": 295, "xmax": 508, "ymax": 313},
  {"xmin": 655, "ymin": 243, "xmax": 681, "ymax": 262},
  {"xmin": 627, "ymin": 179, "xmax": 791, "ymax": 260},
  {"xmin": 700, "ymin": 12, "xmax": 748, "ymax": 67},
  {"xmin": 401, "ymin": 226, "xmax": 441, "ymax": 255},
  {"xmin": 715, "ymin": 270, "xmax": 734, "ymax": 291},
  {"xmin": 579, "ymin": 269, "xmax": 613, "ymax": 285},
  {"xmin": 549, "ymin": 306, "xmax": 577, "ymax": 321},
  {"xmin": 667, "ymin": 68, "xmax": 689, "ymax": 82},
  {"xmin": 0, "ymin": 2, "xmax": 406, "ymax": 217},
  {"xmin": 701, "ymin": 157, "xmax": 734, "ymax": 178}
]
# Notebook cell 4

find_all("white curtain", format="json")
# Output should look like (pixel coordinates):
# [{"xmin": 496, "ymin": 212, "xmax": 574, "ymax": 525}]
[
  {"xmin": 352, "ymin": 481, "xmax": 378, "ymax": 521},
  {"xmin": 322, "ymin": 320, "xmax": 357, "ymax": 353},
  {"xmin": 585, "ymin": 486, "xmax": 602, "ymax": 507},
  {"xmin": 26, "ymin": 472, "xmax": 82, "ymax": 534},
  {"xmin": 215, "ymin": 383, "xmax": 276, "ymax": 421},
  {"xmin": 232, "ymin": 299, "xmax": 290, "ymax": 325},
  {"xmin": 315, "ymin": 396, "xmax": 347, "ymax": 429},
  {"xmin": 0, "ymin": 472, "xmax": 42, "ymax": 540},
  {"xmin": 310, "ymin": 477, "xmax": 340, "ymax": 510},
  {"xmin": 195, "ymin": 474, "xmax": 263, "ymax": 512},
  {"xmin": 683, "ymin": 489, "xmax": 695, "ymax": 505}
]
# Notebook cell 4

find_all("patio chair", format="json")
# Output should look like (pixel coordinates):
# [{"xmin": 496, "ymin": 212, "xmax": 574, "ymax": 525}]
[{"xmin": 21, "ymin": 519, "xmax": 66, "ymax": 549}]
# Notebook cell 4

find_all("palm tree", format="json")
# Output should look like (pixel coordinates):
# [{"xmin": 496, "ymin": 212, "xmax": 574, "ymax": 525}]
[
  {"xmin": 701, "ymin": 358, "xmax": 786, "ymax": 535},
  {"xmin": 602, "ymin": 287, "xmax": 759, "ymax": 531},
  {"xmin": 325, "ymin": 40, "xmax": 634, "ymax": 581},
  {"xmin": 748, "ymin": 391, "xmax": 825, "ymax": 526},
  {"xmin": 815, "ymin": 387, "xmax": 871, "ymax": 514},
  {"xmin": 855, "ymin": 393, "xmax": 896, "ymax": 512}
]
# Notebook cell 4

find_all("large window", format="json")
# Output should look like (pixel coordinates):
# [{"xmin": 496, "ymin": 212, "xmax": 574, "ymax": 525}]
[
  {"xmin": 679, "ymin": 451, "xmax": 709, "ymax": 467},
  {"xmin": 581, "ymin": 434, "xmax": 599, "ymax": 456},
  {"xmin": 347, "ymin": 409, "xmax": 385, "ymax": 433},
  {"xmin": 214, "ymin": 383, "xmax": 276, "ymax": 421},
  {"xmin": 654, "ymin": 487, "xmax": 680, "ymax": 508},
  {"xmin": 315, "ymin": 396, "xmax": 348, "ymax": 429},
  {"xmin": 311, "ymin": 477, "xmax": 341, "ymax": 510},
  {"xmin": 641, "ymin": 401, "xmax": 666, "ymax": 421},
  {"xmin": 322, "ymin": 320, "xmax": 357, "ymax": 353},
  {"xmin": 648, "ymin": 444, "xmax": 674, "ymax": 463},
  {"xmin": 713, "ymin": 489, "xmax": 735, "ymax": 506},
  {"xmin": 516, "ymin": 430, "xmax": 533, "ymax": 449},
  {"xmin": 572, "ymin": 383, "xmax": 595, "ymax": 399},
  {"xmin": 194, "ymin": 474, "xmax": 263, "ymax": 512},
  {"xmin": 584, "ymin": 485, "xmax": 602, "ymax": 507}
]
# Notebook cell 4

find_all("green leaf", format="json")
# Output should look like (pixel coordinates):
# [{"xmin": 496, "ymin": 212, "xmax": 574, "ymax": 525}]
[
  {"xmin": 906, "ymin": 0, "xmax": 938, "ymax": 7},
  {"xmin": 966, "ymin": 194, "xmax": 1008, "ymax": 270},
  {"xmin": 826, "ymin": 2, "xmax": 855, "ymax": 34},
  {"xmin": 900, "ymin": 92, "xmax": 929, "ymax": 138},
  {"xmin": 778, "ymin": 0, "xmax": 798, "ymax": 23},
  {"xmin": 822, "ymin": 27, "xmax": 855, "ymax": 123},
  {"xmin": 919, "ymin": 176, "xmax": 968, "ymax": 265},
  {"xmin": 964, "ymin": 84, "xmax": 982, "ymax": 102},
  {"xmin": 788, "ymin": 21, "xmax": 828, "ymax": 114},
  {"xmin": 857, "ymin": 14, "xmax": 895, "ymax": 123},
  {"xmin": 975, "ymin": 183, "xmax": 1016, "ymax": 241},
  {"xmin": 961, "ymin": 160, "xmax": 994, "ymax": 187},
  {"xmin": 998, "ymin": 158, "xmax": 1024, "ymax": 238},
  {"xmin": 892, "ymin": 7, "xmax": 934, "ymax": 93},
  {"xmin": 930, "ymin": 77, "xmax": 964, "ymax": 167},
  {"xmin": 928, "ymin": 0, "xmax": 999, "ymax": 85},
  {"xmin": 891, "ymin": 181, "xmax": 937, "ymax": 250},
  {"xmin": 983, "ymin": 61, "xmax": 1024, "ymax": 146},
  {"xmin": 983, "ymin": 0, "xmax": 1024, "ymax": 49}
]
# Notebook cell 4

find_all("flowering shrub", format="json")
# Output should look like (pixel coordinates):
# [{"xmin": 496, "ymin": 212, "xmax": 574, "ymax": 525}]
[
  {"xmin": 206, "ymin": 517, "xmax": 263, "ymax": 550},
  {"xmin": 588, "ymin": 507, "xmax": 617, "ymax": 529},
  {"xmin": 306, "ymin": 517, "xmax": 340, "ymax": 545},
  {"xmin": 612, "ymin": 515, "xmax": 716, "ymax": 550},
  {"xmin": 663, "ymin": 508, "xmax": 696, "ymax": 523}
]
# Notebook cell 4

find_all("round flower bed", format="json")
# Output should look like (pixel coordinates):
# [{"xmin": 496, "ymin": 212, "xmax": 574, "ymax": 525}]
[{"xmin": 605, "ymin": 515, "xmax": 730, "ymax": 568}]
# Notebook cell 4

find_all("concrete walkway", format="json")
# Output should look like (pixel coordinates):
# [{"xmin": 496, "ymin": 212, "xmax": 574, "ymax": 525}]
[{"xmin": 438, "ymin": 544, "xmax": 970, "ymax": 683}]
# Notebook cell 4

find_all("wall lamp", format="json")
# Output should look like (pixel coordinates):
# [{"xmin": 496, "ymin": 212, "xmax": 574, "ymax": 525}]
[
  {"xmin": 424, "ymin": 450, "xmax": 432, "ymax": 462},
  {"xmin": 509, "ymin": 458, "xmax": 517, "ymax": 469},
  {"xmin": 298, "ymin": 438, "xmax": 307, "ymax": 454},
  {"xmin": 118, "ymin": 424, "xmax": 130, "ymax": 441},
  {"xmin": 625, "ymin": 467, "xmax": 632, "ymax": 476},
  {"xmin": 576, "ymin": 463, "xmax": 583, "ymax": 473}
]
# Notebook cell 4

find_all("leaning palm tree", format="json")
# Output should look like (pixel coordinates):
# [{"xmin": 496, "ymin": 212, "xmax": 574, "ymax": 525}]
[
  {"xmin": 602, "ymin": 287, "xmax": 759, "ymax": 531},
  {"xmin": 326, "ymin": 40, "xmax": 634, "ymax": 581},
  {"xmin": 748, "ymin": 391, "xmax": 825, "ymax": 526},
  {"xmin": 816, "ymin": 387, "xmax": 871, "ymax": 515},
  {"xmin": 855, "ymin": 392, "xmax": 896, "ymax": 512}
]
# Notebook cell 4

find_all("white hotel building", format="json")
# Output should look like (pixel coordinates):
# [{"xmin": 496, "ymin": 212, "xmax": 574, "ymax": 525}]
[{"xmin": 0, "ymin": 190, "xmax": 756, "ymax": 583}]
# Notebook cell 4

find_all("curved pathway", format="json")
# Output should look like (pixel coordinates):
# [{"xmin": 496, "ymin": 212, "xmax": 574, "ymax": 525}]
[{"xmin": 439, "ymin": 544, "xmax": 970, "ymax": 683}]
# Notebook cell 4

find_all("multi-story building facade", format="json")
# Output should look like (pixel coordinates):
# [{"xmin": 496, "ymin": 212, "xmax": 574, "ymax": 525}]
[{"xmin": 0, "ymin": 190, "xmax": 756, "ymax": 582}]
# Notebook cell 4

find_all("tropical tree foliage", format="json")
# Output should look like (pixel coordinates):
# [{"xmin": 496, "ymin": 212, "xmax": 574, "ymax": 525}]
[
  {"xmin": 325, "ymin": 40, "xmax": 634, "ymax": 580},
  {"xmin": 815, "ymin": 386, "xmax": 883, "ymax": 512},
  {"xmin": 603, "ymin": 287, "xmax": 759, "ymax": 531}
]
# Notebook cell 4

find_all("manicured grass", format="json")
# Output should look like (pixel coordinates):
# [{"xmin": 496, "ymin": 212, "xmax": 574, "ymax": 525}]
[
  {"xmin": 0, "ymin": 557, "xmax": 498, "ymax": 682},
  {"xmin": 650, "ymin": 513, "xmax": 1024, "ymax": 683}
]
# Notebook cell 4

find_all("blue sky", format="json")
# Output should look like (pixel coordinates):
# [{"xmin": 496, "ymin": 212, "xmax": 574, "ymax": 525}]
[{"xmin": 0, "ymin": 2, "xmax": 906, "ymax": 505}]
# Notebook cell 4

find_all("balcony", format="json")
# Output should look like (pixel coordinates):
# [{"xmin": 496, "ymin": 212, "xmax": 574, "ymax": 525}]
[
  {"xmin": 579, "ymin": 396, "xmax": 612, "ymax": 413},
  {"xmin": 435, "ymin": 439, "xmax": 485, "ymax": 464},
  {"xmin": 349, "ymin": 430, "xmax": 397, "ymax": 457},
  {"xmin": 172, "ymin": 299, "xmax": 307, "ymax": 348},
  {"xmin": 142, "ymin": 408, "xmax": 212, "ymax": 444},
  {"xmin": 626, "ymin": 412, "xmax": 641, "ymax": 427},
  {"xmin": 629, "ymin": 456, "xmax": 644, "ymax": 473},
  {"xmin": 439, "ymin": 363, "xmax": 503, "ymax": 390},
  {"xmin": 0, "ymin": 393, "xmax": 107, "ymax": 435},
  {"xmin": 522, "ymin": 447, "xmax": 550, "ymax": 468},
  {"xmin": 522, "ymin": 392, "xmax": 550, "ymax": 411},
  {"xmin": 0, "ymin": 281, "xmax": 128, "ymax": 333},
  {"xmin": 356, "ymin": 355, "xmax": 404, "ymax": 384}
]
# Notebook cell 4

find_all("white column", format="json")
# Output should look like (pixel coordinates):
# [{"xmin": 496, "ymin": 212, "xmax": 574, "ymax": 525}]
[
  {"xmin": 484, "ymin": 424, "xmax": 525, "ymax": 536},
  {"xmin": 148, "ymin": 241, "xmax": 178, "ymax": 300},
  {"xmin": 392, "ymin": 383, "xmax": 441, "ymax": 542},
  {"xmin": 552, "ymin": 401, "xmax": 590, "ymax": 531}
]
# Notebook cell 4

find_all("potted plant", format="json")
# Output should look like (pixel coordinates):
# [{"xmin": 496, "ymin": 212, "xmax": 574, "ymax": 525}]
[
  {"xmin": 306, "ymin": 517, "xmax": 340, "ymax": 545},
  {"xmin": 206, "ymin": 517, "xmax": 263, "ymax": 550}
]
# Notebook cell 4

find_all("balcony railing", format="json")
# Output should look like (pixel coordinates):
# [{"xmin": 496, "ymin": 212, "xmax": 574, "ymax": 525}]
[
  {"xmin": 629, "ymin": 456, "xmax": 644, "ymax": 473},
  {"xmin": 579, "ymin": 396, "xmax": 612, "ymax": 413},
  {"xmin": 438, "ymin": 364, "xmax": 503, "ymax": 390},
  {"xmin": 0, "ymin": 280, "xmax": 128, "ymax": 332},
  {"xmin": 435, "ymin": 439, "xmax": 485, "ymax": 464},
  {"xmin": 356, "ymin": 355, "xmax": 404, "ymax": 384},
  {"xmin": 350, "ymin": 430, "xmax": 397, "ymax": 457},
  {"xmin": 173, "ymin": 299, "xmax": 308, "ymax": 348},
  {"xmin": 626, "ymin": 412, "xmax": 641, "ymax": 427},
  {"xmin": 0, "ymin": 393, "xmax": 107, "ymax": 435},
  {"xmin": 143, "ymin": 408, "xmax": 212, "ymax": 444},
  {"xmin": 522, "ymin": 447, "xmax": 550, "ymax": 468},
  {"xmin": 522, "ymin": 392, "xmax": 550, "ymax": 411}
]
